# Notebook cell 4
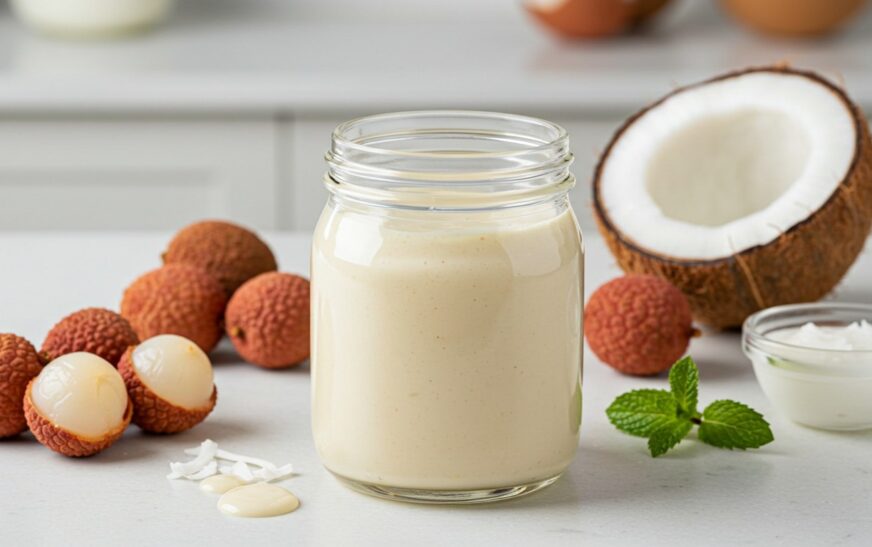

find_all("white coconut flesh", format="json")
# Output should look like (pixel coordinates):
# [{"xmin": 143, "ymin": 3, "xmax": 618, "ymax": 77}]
[{"xmin": 598, "ymin": 71, "xmax": 857, "ymax": 261}]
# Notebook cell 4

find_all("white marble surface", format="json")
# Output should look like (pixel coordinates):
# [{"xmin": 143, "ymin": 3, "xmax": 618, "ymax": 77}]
[
  {"xmin": 0, "ymin": 0, "xmax": 870, "ymax": 113},
  {"xmin": 0, "ymin": 229, "xmax": 871, "ymax": 546}
]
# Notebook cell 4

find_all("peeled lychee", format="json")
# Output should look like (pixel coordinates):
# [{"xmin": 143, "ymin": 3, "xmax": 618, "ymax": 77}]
[
  {"xmin": 584, "ymin": 274, "xmax": 698, "ymax": 376},
  {"xmin": 162, "ymin": 220, "xmax": 278, "ymax": 297},
  {"xmin": 41, "ymin": 307, "xmax": 139, "ymax": 366},
  {"xmin": 121, "ymin": 264, "xmax": 227, "ymax": 353},
  {"xmin": 24, "ymin": 352, "xmax": 131, "ymax": 457},
  {"xmin": 225, "ymin": 272, "xmax": 310, "ymax": 369},
  {"xmin": 0, "ymin": 334, "xmax": 43, "ymax": 438},
  {"xmin": 118, "ymin": 334, "xmax": 217, "ymax": 434}
]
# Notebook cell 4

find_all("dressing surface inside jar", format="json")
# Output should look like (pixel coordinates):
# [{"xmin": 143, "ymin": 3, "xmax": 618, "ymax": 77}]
[{"xmin": 311, "ymin": 111, "xmax": 583, "ymax": 504}]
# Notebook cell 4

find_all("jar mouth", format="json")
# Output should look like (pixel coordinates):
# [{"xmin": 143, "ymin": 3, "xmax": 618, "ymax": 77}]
[{"xmin": 325, "ymin": 110, "xmax": 574, "ymax": 210}]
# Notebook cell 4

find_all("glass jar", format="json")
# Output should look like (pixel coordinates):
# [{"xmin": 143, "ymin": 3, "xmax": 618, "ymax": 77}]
[{"xmin": 311, "ymin": 111, "xmax": 583, "ymax": 504}]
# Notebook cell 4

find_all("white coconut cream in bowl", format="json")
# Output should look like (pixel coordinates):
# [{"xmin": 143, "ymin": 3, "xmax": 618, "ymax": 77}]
[
  {"xmin": 743, "ymin": 303, "xmax": 872, "ymax": 431},
  {"xmin": 11, "ymin": 0, "xmax": 174, "ymax": 38}
]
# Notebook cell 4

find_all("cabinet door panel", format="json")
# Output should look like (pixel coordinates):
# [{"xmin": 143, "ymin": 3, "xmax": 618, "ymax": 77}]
[{"xmin": 0, "ymin": 118, "xmax": 276, "ymax": 230}]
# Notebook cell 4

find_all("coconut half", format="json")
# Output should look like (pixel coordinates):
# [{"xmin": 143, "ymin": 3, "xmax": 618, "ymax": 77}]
[{"xmin": 593, "ymin": 66, "xmax": 872, "ymax": 328}]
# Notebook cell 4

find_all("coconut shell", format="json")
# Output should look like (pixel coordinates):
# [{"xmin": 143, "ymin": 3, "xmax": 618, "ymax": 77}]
[
  {"xmin": 593, "ymin": 66, "xmax": 872, "ymax": 329},
  {"xmin": 23, "ymin": 381, "xmax": 132, "ymax": 457},
  {"xmin": 0, "ymin": 334, "xmax": 43, "ymax": 438},
  {"xmin": 118, "ymin": 348, "xmax": 217, "ymax": 434}
]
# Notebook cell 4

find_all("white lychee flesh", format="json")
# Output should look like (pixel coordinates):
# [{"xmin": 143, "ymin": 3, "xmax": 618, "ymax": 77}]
[
  {"xmin": 131, "ymin": 334, "xmax": 214, "ymax": 410},
  {"xmin": 31, "ymin": 352, "xmax": 128, "ymax": 439},
  {"xmin": 598, "ymin": 70, "xmax": 856, "ymax": 260}
]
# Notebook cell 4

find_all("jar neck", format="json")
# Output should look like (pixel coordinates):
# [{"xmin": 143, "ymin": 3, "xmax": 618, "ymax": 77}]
[{"xmin": 324, "ymin": 111, "xmax": 575, "ymax": 211}]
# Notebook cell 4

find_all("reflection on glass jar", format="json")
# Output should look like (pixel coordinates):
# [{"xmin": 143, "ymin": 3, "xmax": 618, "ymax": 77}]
[{"xmin": 311, "ymin": 111, "xmax": 583, "ymax": 504}]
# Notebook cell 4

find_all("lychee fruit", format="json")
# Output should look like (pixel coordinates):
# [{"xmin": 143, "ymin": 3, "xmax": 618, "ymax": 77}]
[
  {"xmin": 0, "ymin": 334, "xmax": 43, "ymax": 438},
  {"xmin": 24, "ymin": 352, "xmax": 131, "ymax": 457},
  {"xmin": 118, "ymin": 334, "xmax": 217, "ymax": 434},
  {"xmin": 121, "ymin": 264, "xmax": 227, "ymax": 353},
  {"xmin": 225, "ymin": 272, "xmax": 310, "ymax": 369},
  {"xmin": 584, "ymin": 274, "xmax": 699, "ymax": 376},
  {"xmin": 162, "ymin": 220, "xmax": 278, "ymax": 297},
  {"xmin": 40, "ymin": 307, "xmax": 139, "ymax": 366}
]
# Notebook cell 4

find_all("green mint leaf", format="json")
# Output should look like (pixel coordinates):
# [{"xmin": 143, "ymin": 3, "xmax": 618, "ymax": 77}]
[
  {"xmin": 606, "ymin": 389, "xmax": 678, "ymax": 438},
  {"xmin": 669, "ymin": 356, "xmax": 699, "ymax": 418},
  {"xmin": 698, "ymin": 400, "xmax": 774, "ymax": 450},
  {"xmin": 647, "ymin": 419, "xmax": 694, "ymax": 457}
]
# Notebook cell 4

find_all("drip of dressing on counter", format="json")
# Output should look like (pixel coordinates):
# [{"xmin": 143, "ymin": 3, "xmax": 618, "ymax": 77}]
[
  {"xmin": 200, "ymin": 475, "xmax": 247, "ymax": 494},
  {"xmin": 218, "ymin": 483, "xmax": 300, "ymax": 518}
]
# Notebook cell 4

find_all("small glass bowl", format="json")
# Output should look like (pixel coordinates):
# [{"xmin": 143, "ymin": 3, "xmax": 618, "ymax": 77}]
[{"xmin": 743, "ymin": 303, "xmax": 872, "ymax": 431}]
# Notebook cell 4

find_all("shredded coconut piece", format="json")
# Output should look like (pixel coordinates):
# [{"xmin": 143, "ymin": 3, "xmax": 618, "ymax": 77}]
[
  {"xmin": 230, "ymin": 461, "xmax": 255, "ymax": 482},
  {"xmin": 187, "ymin": 460, "xmax": 218, "ymax": 480},
  {"xmin": 255, "ymin": 463, "xmax": 294, "ymax": 481},
  {"xmin": 185, "ymin": 446, "xmax": 282, "ymax": 474},
  {"xmin": 167, "ymin": 439, "xmax": 218, "ymax": 479},
  {"xmin": 168, "ymin": 440, "xmax": 294, "ymax": 483}
]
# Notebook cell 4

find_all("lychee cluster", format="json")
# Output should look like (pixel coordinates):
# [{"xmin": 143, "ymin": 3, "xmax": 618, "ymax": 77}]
[{"xmin": 0, "ymin": 219, "xmax": 310, "ymax": 458}]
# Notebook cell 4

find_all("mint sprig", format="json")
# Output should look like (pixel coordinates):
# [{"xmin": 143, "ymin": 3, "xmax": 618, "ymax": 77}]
[{"xmin": 606, "ymin": 357, "xmax": 773, "ymax": 457}]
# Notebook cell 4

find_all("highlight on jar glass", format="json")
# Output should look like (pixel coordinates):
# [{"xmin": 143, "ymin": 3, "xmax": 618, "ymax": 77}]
[
  {"xmin": 743, "ymin": 303, "xmax": 872, "ymax": 431},
  {"xmin": 311, "ymin": 111, "xmax": 584, "ymax": 504}
]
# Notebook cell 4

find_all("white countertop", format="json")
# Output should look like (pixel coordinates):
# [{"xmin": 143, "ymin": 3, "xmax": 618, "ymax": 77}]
[
  {"xmin": 1, "ymin": 230, "xmax": 871, "ymax": 546},
  {"xmin": 0, "ymin": 0, "xmax": 870, "ymax": 113}
]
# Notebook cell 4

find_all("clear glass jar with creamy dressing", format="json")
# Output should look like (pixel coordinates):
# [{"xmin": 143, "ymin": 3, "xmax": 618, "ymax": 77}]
[{"xmin": 311, "ymin": 111, "xmax": 583, "ymax": 504}]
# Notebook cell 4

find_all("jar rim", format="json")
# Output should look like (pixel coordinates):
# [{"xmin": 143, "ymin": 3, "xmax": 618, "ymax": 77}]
[
  {"xmin": 325, "ymin": 110, "xmax": 575, "ymax": 210},
  {"xmin": 331, "ymin": 110, "xmax": 569, "ymax": 159}
]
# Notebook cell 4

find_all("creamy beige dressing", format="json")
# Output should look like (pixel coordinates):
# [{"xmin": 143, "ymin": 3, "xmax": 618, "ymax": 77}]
[
  {"xmin": 200, "ymin": 475, "xmax": 247, "ymax": 494},
  {"xmin": 312, "ymin": 205, "xmax": 583, "ymax": 491},
  {"xmin": 218, "ymin": 483, "xmax": 300, "ymax": 518}
]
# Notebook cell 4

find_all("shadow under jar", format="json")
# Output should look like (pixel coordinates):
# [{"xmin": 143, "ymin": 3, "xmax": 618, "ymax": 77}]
[{"xmin": 311, "ymin": 111, "xmax": 584, "ymax": 504}]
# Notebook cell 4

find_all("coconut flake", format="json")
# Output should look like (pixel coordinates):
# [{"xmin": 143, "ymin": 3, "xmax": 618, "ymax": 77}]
[
  {"xmin": 223, "ymin": 461, "xmax": 255, "ymax": 482},
  {"xmin": 167, "ymin": 439, "xmax": 218, "ymax": 479},
  {"xmin": 187, "ymin": 460, "xmax": 218, "ymax": 480},
  {"xmin": 169, "ymin": 440, "xmax": 293, "ymax": 483},
  {"xmin": 185, "ymin": 446, "xmax": 283, "ymax": 475},
  {"xmin": 255, "ymin": 463, "xmax": 294, "ymax": 482}
]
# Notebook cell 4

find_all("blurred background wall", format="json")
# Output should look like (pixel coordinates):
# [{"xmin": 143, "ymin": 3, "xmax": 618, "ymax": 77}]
[{"xmin": 0, "ymin": 0, "xmax": 869, "ymax": 233}]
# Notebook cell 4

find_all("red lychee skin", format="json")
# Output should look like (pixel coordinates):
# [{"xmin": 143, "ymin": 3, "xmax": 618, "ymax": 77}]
[
  {"xmin": 0, "ymin": 334, "xmax": 43, "ymax": 438},
  {"xmin": 162, "ymin": 220, "xmax": 278, "ymax": 298},
  {"xmin": 23, "ymin": 381, "xmax": 132, "ymax": 457},
  {"xmin": 121, "ymin": 264, "xmax": 227, "ymax": 354},
  {"xmin": 225, "ymin": 272, "xmax": 310, "ymax": 369},
  {"xmin": 584, "ymin": 274, "xmax": 697, "ymax": 376},
  {"xmin": 118, "ymin": 347, "xmax": 217, "ymax": 434},
  {"xmin": 40, "ymin": 308, "xmax": 139, "ymax": 366}
]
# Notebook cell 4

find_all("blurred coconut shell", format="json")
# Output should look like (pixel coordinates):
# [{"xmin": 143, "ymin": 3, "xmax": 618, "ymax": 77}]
[{"xmin": 721, "ymin": 0, "xmax": 867, "ymax": 37}]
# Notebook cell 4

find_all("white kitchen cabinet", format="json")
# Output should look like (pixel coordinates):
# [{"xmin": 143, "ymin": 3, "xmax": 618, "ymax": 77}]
[
  {"xmin": 282, "ymin": 115, "xmax": 338, "ymax": 232},
  {"xmin": 0, "ymin": 117, "xmax": 276, "ymax": 230},
  {"xmin": 0, "ymin": 114, "xmax": 617, "ymax": 233}
]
